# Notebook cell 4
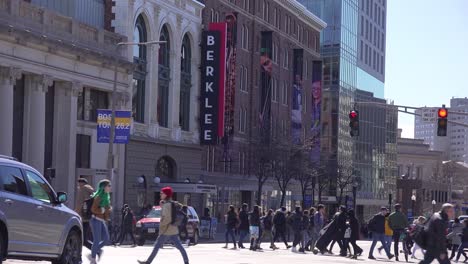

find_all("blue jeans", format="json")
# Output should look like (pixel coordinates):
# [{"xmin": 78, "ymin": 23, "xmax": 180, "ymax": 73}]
[
  {"xmin": 90, "ymin": 217, "xmax": 110, "ymax": 259},
  {"xmin": 225, "ymin": 227, "xmax": 236, "ymax": 246},
  {"xmin": 370, "ymin": 232, "xmax": 392, "ymax": 258},
  {"xmin": 239, "ymin": 230, "xmax": 249, "ymax": 246},
  {"xmin": 145, "ymin": 235, "xmax": 188, "ymax": 264}
]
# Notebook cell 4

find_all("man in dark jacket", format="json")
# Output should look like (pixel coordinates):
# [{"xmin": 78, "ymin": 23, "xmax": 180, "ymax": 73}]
[
  {"xmin": 272, "ymin": 207, "xmax": 291, "ymax": 249},
  {"xmin": 238, "ymin": 203, "xmax": 249, "ymax": 248},
  {"xmin": 335, "ymin": 206, "xmax": 348, "ymax": 256},
  {"xmin": 291, "ymin": 206, "xmax": 304, "ymax": 253},
  {"xmin": 368, "ymin": 207, "xmax": 394, "ymax": 260},
  {"xmin": 118, "ymin": 205, "xmax": 136, "ymax": 246},
  {"xmin": 420, "ymin": 203, "xmax": 454, "ymax": 264},
  {"xmin": 388, "ymin": 204, "xmax": 409, "ymax": 261}
]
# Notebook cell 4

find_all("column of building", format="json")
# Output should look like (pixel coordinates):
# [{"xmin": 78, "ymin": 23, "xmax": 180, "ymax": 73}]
[
  {"xmin": 0, "ymin": 67, "xmax": 21, "ymax": 156},
  {"xmin": 22, "ymin": 74, "xmax": 53, "ymax": 173}
]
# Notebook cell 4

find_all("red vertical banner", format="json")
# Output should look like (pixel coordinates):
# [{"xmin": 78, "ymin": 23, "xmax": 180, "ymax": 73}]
[{"xmin": 209, "ymin": 23, "xmax": 227, "ymax": 137}]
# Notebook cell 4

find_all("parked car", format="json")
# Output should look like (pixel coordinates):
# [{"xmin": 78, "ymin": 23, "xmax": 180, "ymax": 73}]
[
  {"xmin": 135, "ymin": 205, "xmax": 200, "ymax": 246},
  {"xmin": 0, "ymin": 156, "xmax": 82, "ymax": 264}
]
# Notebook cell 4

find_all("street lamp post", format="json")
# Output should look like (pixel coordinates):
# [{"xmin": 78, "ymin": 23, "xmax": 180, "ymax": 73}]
[
  {"xmin": 106, "ymin": 40, "xmax": 166, "ymax": 184},
  {"xmin": 432, "ymin": 200, "xmax": 436, "ymax": 214},
  {"xmin": 411, "ymin": 194, "xmax": 416, "ymax": 218}
]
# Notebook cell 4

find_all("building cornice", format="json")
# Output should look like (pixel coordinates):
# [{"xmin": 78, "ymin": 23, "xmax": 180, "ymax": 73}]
[{"xmin": 277, "ymin": 0, "xmax": 327, "ymax": 31}]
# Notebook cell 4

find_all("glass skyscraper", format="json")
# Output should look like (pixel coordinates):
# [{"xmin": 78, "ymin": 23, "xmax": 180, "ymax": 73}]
[{"xmin": 299, "ymin": 0, "xmax": 397, "ymax": 220}]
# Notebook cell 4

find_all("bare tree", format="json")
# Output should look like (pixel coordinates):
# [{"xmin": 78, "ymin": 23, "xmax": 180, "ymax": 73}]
[
  {"xmin": 272, "ymin": 147, "xmax": 295, "ymax": 206},
  {"xmin": 336, "ymin": 163, "xmax": 356, "ymax": 206},
  {"xmin": 250, "ymin": 141, "xmax": 274, "ymax": 206}
]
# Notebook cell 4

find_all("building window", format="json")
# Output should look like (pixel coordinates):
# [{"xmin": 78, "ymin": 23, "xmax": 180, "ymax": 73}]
[
  {"xmin": 271, "ymin": 78, "xmax": 278, "ymax": 102},
  {"xmin": 360, "ymin": 40, "xmax": 363, "ymax": 61},
  {"xmin": 243, "ymin": 0, "xmax": 249, "ymax": 11},
  {"xmin": 381, "ymin": 55, "xmax": 384, "ymax": 73},
  {"xmin": 281, "ymin": 81, "xmax": 288, "ymax": 105},
  {"xmin": 210, "ymin": 9, "xmax": 215, "ymax": 22},
  {"xmin": 304, "ymin": 60, "xmax": 308, "ymax": 79},
  {"xmin": 239, "ymin": 107, "xmax": 247, "ymax": 133},
  {"xmin": 240, "ymin": 65, "xmax": 248, "ymax": 92},
  {"xmin": 180, "ymin": 35, "xmax": 191, "ymax": 131},
  {"xmin": 158, "ymin": 25, "xmax": 171, "ymax": 127},
  {"xmin": 77, "ymin": 88, "xmax": 109, "ymax": 122},
  {"xmin": 283, "ymin": 49, "xmax": 289, "ymax": 69},
  {"xmin": 273, "ymin": 8, "xmax": 278, "ymax": 27},
  {"xmin": 242, "ymin": 25, "xmax": 249, "ymax": 50},
  {"xmin": 215, "ymin": 12, "xmax": 219, "ymax": 22},
  {"xmin": 76, "ymin": 134, "xmax": 90, "ymax": 169},
  {"xmin": 361, "ymin": 16, "xmax": 364, "ymax": 36},
  {"xmin": 366, "ymin": 20, "xmax": 369, "ymax": 40},
  {"xmin": 265, "ymin": 1, "xmax": 270, "ymax": 22},
  {"xmin": 365, "ymin": 44, "xmax": 368, "ymax": 64},
  {"xmin": 133, "ymin": 15, "xmax": 147, "ymax": 123},
  {"xmin": 272, "ymin": 42, "xmax": 278, "ymax": 64}
]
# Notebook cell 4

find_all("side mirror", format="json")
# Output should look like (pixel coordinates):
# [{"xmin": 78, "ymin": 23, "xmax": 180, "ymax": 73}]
[{"xmin": 57, "ymin": 192, "xmax": 68, "ymax": 204}]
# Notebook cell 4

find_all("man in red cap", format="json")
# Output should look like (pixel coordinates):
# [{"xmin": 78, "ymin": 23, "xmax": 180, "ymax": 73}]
[{"xmin": 138, "ymin": 187, "xmax": 189, "ymax": 264}]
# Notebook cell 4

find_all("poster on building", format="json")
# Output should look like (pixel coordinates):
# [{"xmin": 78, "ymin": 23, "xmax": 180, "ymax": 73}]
[
  {"xmin": 97, "ymin": 109, "xmax": 132, "ymax": 144},
  {"xmin": 224, "ymin": 13, "xmax": 238, "ymax": 136},
  {"xmin": 260, "ymin": 31, "xmax": 273, "ymax": 143},
  {"xmin": 291, "ymin": 49, "xmax": 304, "ymax": 145},
  {"xmin": 200, "ymin": 25, "xmax": 226, "ymax": 145},
  {"xmin": 310, "ymin": 61, "xmax": 323, "ymax": 164}
]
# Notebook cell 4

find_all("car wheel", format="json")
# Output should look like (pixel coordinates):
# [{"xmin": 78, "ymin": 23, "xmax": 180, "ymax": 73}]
[
  {"xmin": 137, "ymin": 238, "xmax": 145, "ymax": 246},
  {"xmin": 53, "ymin": 230, "xmax": 82, "ymax": 264},
  {"xmin": 191, "ymin": 230, "xmax": 199, "ymax": 245}
]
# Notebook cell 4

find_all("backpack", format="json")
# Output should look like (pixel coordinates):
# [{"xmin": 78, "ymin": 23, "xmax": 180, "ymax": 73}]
[
  {"xmin": 170, "ymin": 202, "xmax": 187, "ymax": 226},
  {"xmin": 273, "ymin": 212, "xmax": 285, "ymax": 226},
  {"xmin": 81, "ymin": 197, "xmax": 94, "ymax": 221},
  {"xmin": 410, "ymin": 224, "xmax": 428, "ymax": 250}
]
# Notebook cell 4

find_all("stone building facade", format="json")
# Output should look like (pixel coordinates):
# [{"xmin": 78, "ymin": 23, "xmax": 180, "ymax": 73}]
[
  {"xmin": 0, "ymin": 0, "xmax": 132, "ymax": 210},
  {"xmin": 112, "ymin": 0, "xmax": 207, "ymax": 213},
  {"xmin": 397, "ymin": 134, "xmax": 449, "ymax": 218}
]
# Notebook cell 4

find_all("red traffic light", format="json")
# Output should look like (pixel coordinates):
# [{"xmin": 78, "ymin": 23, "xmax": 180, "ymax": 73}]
[
  {"xmin": 349, "ymin": 111, "xmax": 358, "ymax": 119},
  {"xmin": 438, "ymin": 108, "xmax": 448, "ymax": 118}
]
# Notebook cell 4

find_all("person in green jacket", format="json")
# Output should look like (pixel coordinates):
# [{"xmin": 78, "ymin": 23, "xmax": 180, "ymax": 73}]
[{"xmin": 388, "ymin": 204, "xmax": 409, "ymax": 261}]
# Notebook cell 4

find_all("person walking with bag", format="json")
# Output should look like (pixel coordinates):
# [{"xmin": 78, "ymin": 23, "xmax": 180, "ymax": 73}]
[
  {"xmin": 223, "ymin": 205, "xmax": 238, "ymax": 249},
  {"xmin": 88, "ymin": 180, "xmax": 112, "ymax": 264},
  {"xmin": 138, "ymin": 187, "xmax": 189, "ymax": 264},
  {"xmin": 75, "ymin": 178, "xmax": 94, "ymax": 250},
  {"xmin": 248, "ymin": 205, "xmax": 261, "ymax": 251}
]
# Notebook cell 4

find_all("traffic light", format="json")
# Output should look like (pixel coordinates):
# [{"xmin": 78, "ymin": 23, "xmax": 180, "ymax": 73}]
[
  {"xmin": 437, "ymin": 106, "xmax": 448, "ymax": 136},
  {"xmin": 349, "ymin": 110, "xmax": 359, "ymax": 137}
]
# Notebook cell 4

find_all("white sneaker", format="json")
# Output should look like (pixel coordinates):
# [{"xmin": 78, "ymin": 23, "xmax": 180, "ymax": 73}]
[{"xmin": 87, "ymin": 254, "xmax": 97, "ymax": 264}]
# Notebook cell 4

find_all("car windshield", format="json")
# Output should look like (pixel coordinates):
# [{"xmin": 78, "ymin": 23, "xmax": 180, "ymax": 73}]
[{"xmin": 147, "ymin": 209, "xmax": 161, "ymax": 218}]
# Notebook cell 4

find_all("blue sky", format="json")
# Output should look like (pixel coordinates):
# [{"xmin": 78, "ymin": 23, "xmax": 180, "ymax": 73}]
[{"xmin": 385, "ymin": 0, "xmax": 468, "ymax": 138}]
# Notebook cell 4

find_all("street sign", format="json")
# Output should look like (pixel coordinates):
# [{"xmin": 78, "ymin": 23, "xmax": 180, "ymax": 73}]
[
  {"xmin": 97, "ymin": 109, "xmax": 132, "ymax": 144},
  {"xmin": 421, "ymin": 108, "xmax": 437, "ymax": 123}
]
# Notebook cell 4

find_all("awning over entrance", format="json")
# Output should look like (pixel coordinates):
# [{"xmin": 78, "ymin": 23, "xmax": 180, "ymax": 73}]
[{"xmin": 152, "ymin": 183, "xmax": 217, "ymax": 195}]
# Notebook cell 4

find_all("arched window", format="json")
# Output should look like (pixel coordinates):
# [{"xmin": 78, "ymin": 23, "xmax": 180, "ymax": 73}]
[
  {"xmin": 132, "ymin": 15, "xmax": 147, "ymax": 123},
  {"xmin": 158, "ymin": 25, "xmax": 170, "ymax": 127},
  {"xmin": 179, "ymin": 35, "xmax": 192, "ymax": 131}
]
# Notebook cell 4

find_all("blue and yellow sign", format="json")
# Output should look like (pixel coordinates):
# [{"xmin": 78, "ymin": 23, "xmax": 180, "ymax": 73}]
[{"xmin": 97, "ymin": 109, "xmax": 131, "ymax": 144}]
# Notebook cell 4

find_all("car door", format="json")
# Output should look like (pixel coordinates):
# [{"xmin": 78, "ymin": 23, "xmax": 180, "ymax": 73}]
[
  {"xmin": 23, "ymin": 170, "xmax": 66, "ymax": 255},
  {"xmin": 0, "ymin": 165, "xmax": 37, "ymax": 253}
]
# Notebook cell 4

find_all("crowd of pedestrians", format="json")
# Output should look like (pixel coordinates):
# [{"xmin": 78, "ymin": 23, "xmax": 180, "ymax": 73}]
[{"xmin": 76, "ymin": 178, "xmax": 466, "ymax": 264}]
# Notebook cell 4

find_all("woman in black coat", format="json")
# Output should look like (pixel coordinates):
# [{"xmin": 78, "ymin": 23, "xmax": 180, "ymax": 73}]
[{"xmin": 348, "ymin": 210, "xmax": 363, "ymax": 258}]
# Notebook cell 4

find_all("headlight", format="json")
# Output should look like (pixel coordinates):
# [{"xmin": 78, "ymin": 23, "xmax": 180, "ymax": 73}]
[{"xmin": 136, "ymin": 222, "xmax": 142, "ymax": 228}]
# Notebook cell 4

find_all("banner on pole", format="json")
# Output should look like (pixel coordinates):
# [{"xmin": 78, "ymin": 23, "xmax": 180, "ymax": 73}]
[{"xmin": 97, "ymin": 109, "xmax": 132, "ymax": 144}]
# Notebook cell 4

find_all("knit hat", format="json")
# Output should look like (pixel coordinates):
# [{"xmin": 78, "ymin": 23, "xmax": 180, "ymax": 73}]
[{"xmin": 161, "ymin": 186, "xmax": 173, "ymax": 198}]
